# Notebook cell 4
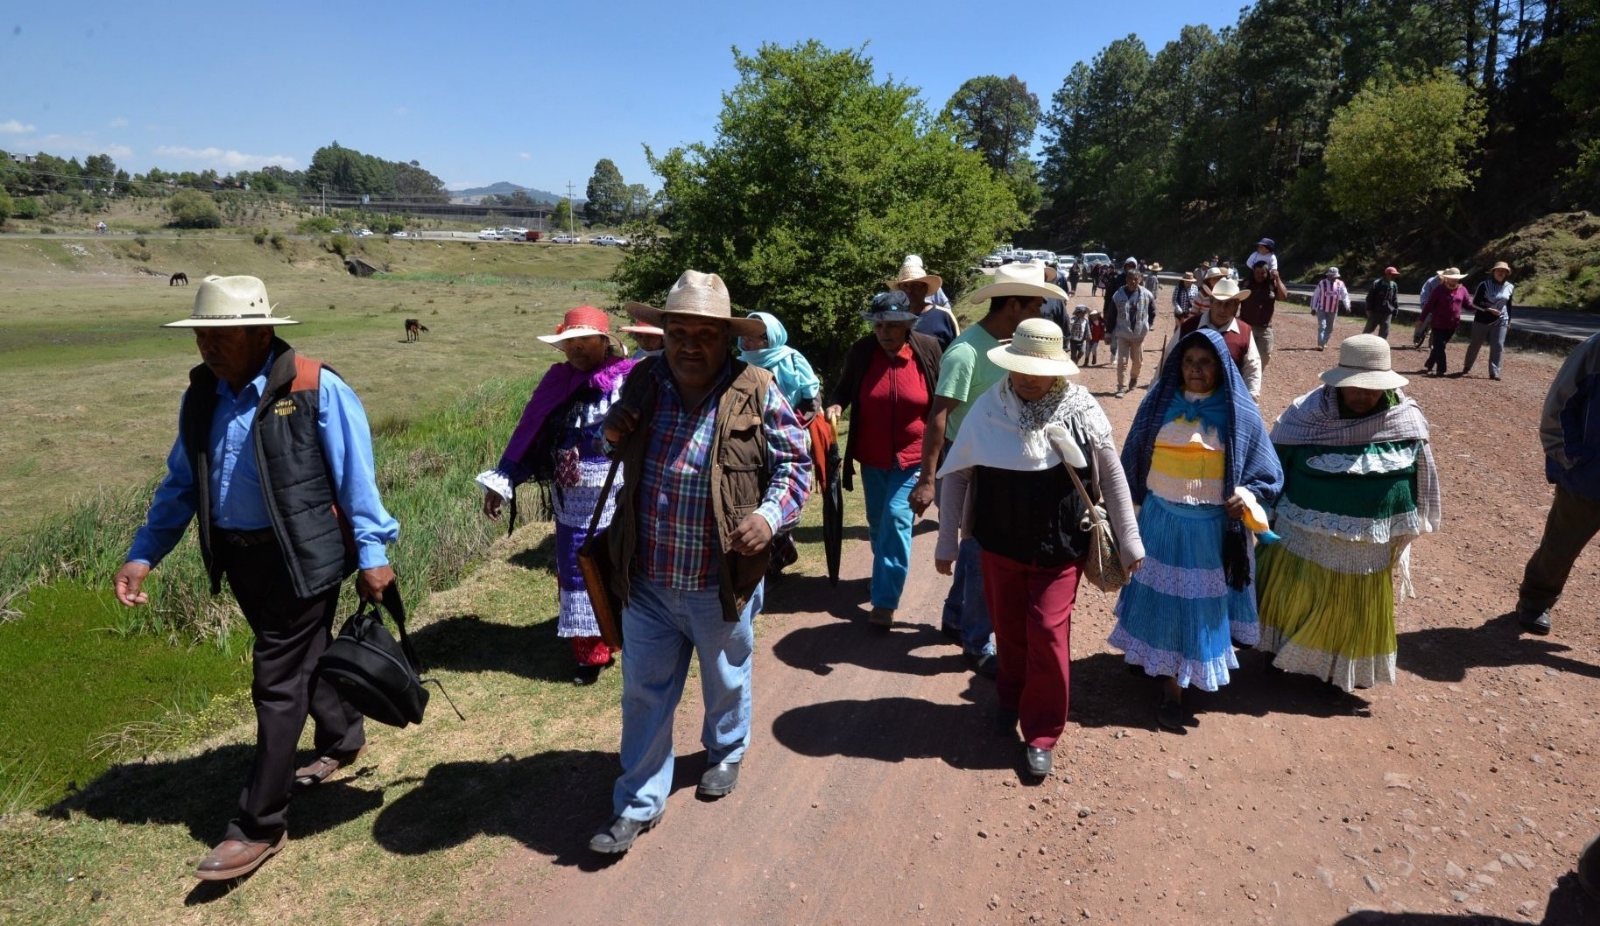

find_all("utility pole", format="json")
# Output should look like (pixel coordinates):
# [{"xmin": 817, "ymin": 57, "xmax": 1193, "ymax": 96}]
[
  {"xmin": 321, "ymin": 184, "xmax": 327, "ymax": 216},
  {"xmin": 566, "ymin": 181, "xmax": 575, "ymax": 236}
]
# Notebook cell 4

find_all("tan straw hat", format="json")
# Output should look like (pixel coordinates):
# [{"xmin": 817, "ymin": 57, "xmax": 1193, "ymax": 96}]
[
  {"xmin": 967, "ymin": 262, "xmax": 1069, "ymax": 304},
  {"xmin": 1491, "ymin": 261, "xmax": 1512, "ymax": 273},
  {"xmin": 1181, "ymin": 271, "xmax": 1197, "ymax": 283},
  {"xmin": 163, "ymin": 275, "xmax": 297, "ymax": 328},
  {"xmin": 987, "ymin": 318, "xmax": 1080, "ymax": 377},
  {"xmin": 620, "ymin": 323, "xmax": 665, "ymax": 336},
  {"xmin": 1209, "ymin": 277, "xmax": 1247, "ymax": 301},
  {"xmin": 1320, "ymin": 334, "xmax": 1408, "ymax": 390},
  {"xmin": 624, "ymin": 270, "xmax": 766, "ymax": 337},
  {"xmin": 889, "ymin": 255, "xmax": 943, "ymax": 294},
  {"xmin": 1439, "ymin": 266, "xmax": 1468, "ymax": 281}
]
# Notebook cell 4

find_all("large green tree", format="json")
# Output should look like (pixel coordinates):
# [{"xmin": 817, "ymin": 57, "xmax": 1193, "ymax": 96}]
[
  {"xmin": 165, "ymin": 189, "xmax": 222, "ymax": 228},
  {"xmin": 942, "ymin": 75, "xmax": 1040, "ymax": 176},
  {"xmin": 585, "ymin": 158, "xmax": 627, "ymax": 226},
  {"xmin": 616, "ymin": 41, "xmax": 1021, "ymax": 373},
  {"xmin": 1323, "ymin": 70, "xmax": 1487, "ymax": 244}
]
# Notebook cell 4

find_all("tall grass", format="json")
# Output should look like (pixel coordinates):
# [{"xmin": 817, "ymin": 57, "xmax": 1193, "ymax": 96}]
[{"xmin": 0, "ymin": 375, "xmax": 544, "ymax": 643}]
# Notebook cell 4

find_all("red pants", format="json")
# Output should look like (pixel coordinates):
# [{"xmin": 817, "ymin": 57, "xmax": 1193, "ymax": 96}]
[
  {"xmin": 571, "ymin": 635, "xmax": 612, "ymax": 666},
  {"xmin": 980, "ymin": 551, "xmax": 1082, "ymax": 750}
]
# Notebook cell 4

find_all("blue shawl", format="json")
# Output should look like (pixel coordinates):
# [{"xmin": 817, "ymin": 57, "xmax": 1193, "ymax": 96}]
[
  {"xmin": 740, "ymin": 312, "xmax": 820, "ymax": 405},
  {"xmin": 1121, "ymin": 329, "xmax": 1284, "ymax": 587}
]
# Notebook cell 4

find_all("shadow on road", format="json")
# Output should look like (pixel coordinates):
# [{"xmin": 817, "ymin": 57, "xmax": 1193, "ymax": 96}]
[
  {"xmin": 1397, "ymin": 612, "xmax": 1600, "ymax": 683},
  {"xmin": 771, "ymin": 619, "xmax": 966, "ymax": 678},
  {"xmin": 1327, "ymin": 870, "xmax": 1597, "ymax": 924},
  {"xmin": 770, "ymin": 677, "xmax": 1017, "ymax": 771}
]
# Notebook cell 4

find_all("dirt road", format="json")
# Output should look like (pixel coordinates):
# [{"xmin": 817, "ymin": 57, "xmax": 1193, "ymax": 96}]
[{"xmin": 486, "ymin": 308, "xmax": 1600, "ymax": 925}]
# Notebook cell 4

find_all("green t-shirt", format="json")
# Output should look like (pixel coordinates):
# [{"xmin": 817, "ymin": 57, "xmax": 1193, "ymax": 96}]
[{"xmin": 935, "ymin": 323, "xmax": 1002, "ymax": 437}]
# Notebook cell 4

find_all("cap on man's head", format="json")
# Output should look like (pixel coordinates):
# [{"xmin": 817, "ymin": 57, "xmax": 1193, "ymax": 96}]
[
  {"xmin": 1384, "ymin": 266, "xmax": 1399, "ymax": 275},
  {"xmin": 1123, "ymin": 256, "xmax": 1138, "ymax": 267}
]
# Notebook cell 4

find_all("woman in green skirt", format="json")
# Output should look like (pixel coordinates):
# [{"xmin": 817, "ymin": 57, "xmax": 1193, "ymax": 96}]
[{"xmin": 1256, "ymin": 335, "xmax": 1442, "ymax": 692}]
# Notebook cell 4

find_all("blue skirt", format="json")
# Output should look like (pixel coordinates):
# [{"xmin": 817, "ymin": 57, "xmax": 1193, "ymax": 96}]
[{"xmin": 1107, "ymin": 495, "xmax": 1257, "ymax": 692}]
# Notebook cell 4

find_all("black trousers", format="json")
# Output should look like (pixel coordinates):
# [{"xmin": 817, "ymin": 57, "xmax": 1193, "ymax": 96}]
[
  {"xmin": 217, "ymin": 537, "xmax": 363, "ymax": 843},
  {"xmin": 1425, "ymin": 326, "xmax": 1457, "ymax": 374}
]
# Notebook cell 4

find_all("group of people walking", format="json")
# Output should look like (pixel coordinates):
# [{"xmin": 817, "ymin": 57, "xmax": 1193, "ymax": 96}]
[{"xmin": 114, "ymin": 241, "xmax": 1595, "ymax": 878}]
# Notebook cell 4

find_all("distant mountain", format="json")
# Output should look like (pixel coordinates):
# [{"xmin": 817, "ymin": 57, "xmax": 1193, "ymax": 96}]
[{"xmin": 448, "ymin": 181, "xmax": 574, "ymax": 204}]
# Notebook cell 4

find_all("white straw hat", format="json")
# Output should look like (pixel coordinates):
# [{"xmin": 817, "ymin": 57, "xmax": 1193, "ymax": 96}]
[
  {"xmin": 1209, "ymin": 277, "xmax": 1247, "ymax": 301},
  {"xmin": 967, "ymin": 262, "xmax": 1068, "ymax": 305},
  {"xmin": 987, "ymin": 318, "xmax": 1080, "ymax": 377},
  {"xmin": 1439, "ymin": 267, "xmax": 1468, "ymax": 281},
  {"xmin": 889, "ymin": 255, "xmax": 943, "ymax": 294},
  {"xmin": 163, "ymin": 275, "xmax": 297, "ymax": 328},
  {"xmin": 1320, "ymin": 334, "xmax": 1409, "ymax": 390},
  {"xmin": 624, "ymin": 270, "xmax": 766, "ymax": 338}
]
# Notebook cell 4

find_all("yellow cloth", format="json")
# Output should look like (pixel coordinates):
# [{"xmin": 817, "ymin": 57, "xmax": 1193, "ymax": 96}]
[{"xmin": 1147, "ymin": 416, "xmax": 1225, "ymax": 505}]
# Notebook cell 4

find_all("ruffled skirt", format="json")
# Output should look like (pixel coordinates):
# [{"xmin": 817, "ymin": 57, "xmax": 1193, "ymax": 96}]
[{"xmin": 1108, "ymin": 495, "xmax": 1256, "ymax": 692}]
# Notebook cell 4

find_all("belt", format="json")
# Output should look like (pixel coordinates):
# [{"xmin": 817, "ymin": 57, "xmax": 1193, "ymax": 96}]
[{"xmin": 213, "ymin": 527, "xmax": 278, "ymax": 548}]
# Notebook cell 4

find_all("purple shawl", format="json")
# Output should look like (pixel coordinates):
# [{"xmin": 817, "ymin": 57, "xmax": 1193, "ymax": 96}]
[{"xmin": 498, "ymin": 355, "xmax": 635, "ymax": 485}]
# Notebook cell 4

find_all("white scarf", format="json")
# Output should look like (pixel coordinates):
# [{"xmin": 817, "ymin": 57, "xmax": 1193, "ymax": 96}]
[{"xmin": 938, "ymin": 378, "xmax": 1109, "ymax": 477}]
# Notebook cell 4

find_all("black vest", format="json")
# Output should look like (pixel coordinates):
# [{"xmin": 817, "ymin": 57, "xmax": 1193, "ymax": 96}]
[{"xmin": 180, "ymin": 338, "xmax": 356, "ymax": 599}]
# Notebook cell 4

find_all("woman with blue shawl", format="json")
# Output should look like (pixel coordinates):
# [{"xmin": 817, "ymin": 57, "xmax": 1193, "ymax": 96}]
[
  {"xmin": 741, "ymin": 311, "xmax": 821, "ymax": 574},
  {"xmin": 1110, "ymin": 329, "xmax": 1284, "ymax": 731}
]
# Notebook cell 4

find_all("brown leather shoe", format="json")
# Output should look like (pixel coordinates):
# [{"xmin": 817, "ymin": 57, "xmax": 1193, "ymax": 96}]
[
  {"xmin": 294, "ymin": 746, "xmax": 366, "ymax": 787},
  {"xmin": 194, "ymin": 832, "xmax": 286, "ymax": 881}
]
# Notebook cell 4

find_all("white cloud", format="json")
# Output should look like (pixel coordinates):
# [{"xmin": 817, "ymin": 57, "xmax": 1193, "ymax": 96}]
[
  {"xmin": 154, "ymin": 145, "xmax": 299, "ymax": 170},
  {"xmin": 109, "ymin": 116, "xmax": 129, "ymax": 128},
  {"xmin": 105, "ymin": 144, "xmax": 133, "ymax": 158},
  {"xmin": 0, "ymin": 119, "xmax": 37, "ymax": 134},
  {"xmin": 519, "ymin": 152, "xmax": 531, "ymax": 160}
]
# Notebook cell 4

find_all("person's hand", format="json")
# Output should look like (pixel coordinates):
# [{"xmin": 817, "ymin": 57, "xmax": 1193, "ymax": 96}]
[
  {"xmin": 935, "ymin": 558, "xmax": 954, "ymax": 576},
  {"xmin": 114, "ymin": 561, "xmax": 151, "ymax": 607},
  {"xmin": 824, "ymin": 404, "xmax": 842, "ymax": 425},
  {"xmin": 729, "ymin": 513, "xmax": 774, "ymax": 555},
  {"xmin": 357, "ymin": 565, "xmax": 397, "ymax": 601},
  {"xmin": 1224, "ymin": 494, "xmax": 1247, "ymax": 520},
  {"xmin": 909, "ymin": 479, "xmax": 936, "ymax": 516},
  {"xmin": 482, "ymin": 491, "xmax": 503, "ymax": 521},
  {"xmin": 1126, "ymin": 557, "xmax": 1144, "ymax": 575},
  {"xmin": 602, "ymin": 405, "xmax": 641, "ymax": 444}
]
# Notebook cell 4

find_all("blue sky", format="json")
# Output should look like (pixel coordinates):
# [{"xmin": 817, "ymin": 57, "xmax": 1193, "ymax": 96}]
[{"xmin": 2, "ymin": 1, "xmax": 1244, "ymax": 193}]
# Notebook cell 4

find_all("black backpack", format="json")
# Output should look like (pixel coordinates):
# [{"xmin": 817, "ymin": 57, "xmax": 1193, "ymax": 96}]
[{"xmin": 317, "ymin": 586, "xmax": 461, "ymax": 728}]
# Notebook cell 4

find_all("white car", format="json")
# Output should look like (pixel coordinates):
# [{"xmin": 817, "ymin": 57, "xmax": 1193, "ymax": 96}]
[
  {"xmin": 551, "ymin": 233, "xmax": 583, "ymax": 244},
  {"xmin": 390, "ymin": 231, "xmax": 409, "ymax": 238},
  {"xmin": 591, "ymin": 235, "xmax": 628, "ymax": 247},
  {"xmin": 355, "ymin": 228, "xmax": 373, "ymax": 237},
  {"xmin": 477, "ymin": 228, "xmax": 500, "ymax": 240}
]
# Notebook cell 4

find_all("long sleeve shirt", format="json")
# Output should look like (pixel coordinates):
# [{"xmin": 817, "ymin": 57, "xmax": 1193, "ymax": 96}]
[
  {"xmin": 128, "ymin": 356, "xmax": 399, "ymax": 569},
  {"xmin": 632, "ymin": 360, "xmax": 811, "ymax": 591},
  {"xmin": 1366, "ymin": 278, "xmax": 1399, "ymax": 317},
  {"xmin": 1475, "ymin": 279, "xmax": 1515, "ymax": 320},
  {"xmin": 1418, "ymin": 282, "xmax": 1472, "ymax": 330},
  {"xmin": 1111, "ymin": 286, "xmax": 1156, "ymax": 338},
  {"xmin": 1311, "ymin": 279, "xmax": 1350, "ymax": 314}
]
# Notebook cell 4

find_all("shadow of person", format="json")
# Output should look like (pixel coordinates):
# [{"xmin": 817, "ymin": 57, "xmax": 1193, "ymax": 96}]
[
  {"xmin": 1327, "ymin": 870, "xmax": 1597, "ymax": 924},
  {"xmin": 372, "ymin": 749, "xmax": 662, "ymax": 871},
  {"xmin": 506, "ymin": 530, "xmax": 557, "ymax": 572},
  {"xmin": 764, "ymin": 574, "xmax": 872, "ymax": 621},
  {"xmin": 770, "ymin": 620, "xmax": 965, "ymax": 678},
  {"xmin": 46, "ymin": 744, "xmax": 383, "ymax": 845},
  {"xmin": 405, "ymin": 613, "xmax": 577, "ymax": 683},
  {"xmin": 1397, "ymin": 612, "xmax": 1600, "ymax": 684},
  {"xmin": 769, "ymin": 678, "xmax": 1011, "ymax": 771},
  {"xmin": 789, "ymin": 523, "xmax": 869, "ymax": 546}
]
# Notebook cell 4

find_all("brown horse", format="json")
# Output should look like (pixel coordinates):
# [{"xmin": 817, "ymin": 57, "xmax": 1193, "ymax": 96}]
[
  {"xmin": 169, "ymin": 272, "xmax": 188, "ymax": 286},
  {"xmin": 404, "ymin": 318, "xmax": 429, "ymax": 342}
]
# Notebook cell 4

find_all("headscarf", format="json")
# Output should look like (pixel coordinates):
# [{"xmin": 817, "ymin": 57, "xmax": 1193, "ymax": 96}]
[
  {"xmin": 740, "ymin": 311, "xmax": 820, "ymax": 405},
  {"xmin": 1121, "ymin": 329, "xmax": 1284, "ymax": 589}
]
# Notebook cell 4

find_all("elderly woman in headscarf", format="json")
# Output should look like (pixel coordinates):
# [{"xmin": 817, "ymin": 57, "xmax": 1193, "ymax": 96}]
[
  {"xmin": 1255, "ymin": 335, "xmax": 1441, "ymax": 693},
  {"xmin": 739, "ymin": 310, "xmax": 821, "ymax": 574},
  {"xmin": 825, "ymin": 290, "xmax": 942, "ymax": 628},
  {"xmin": 938, "ymin": 318, "xmax": 1144, "ymax": 778},
  {"xmin": 478, "ymin": 306, "xmax": 635, "ymax": 685},
  {"xmin": 1110, "ymin": 329, "xmax": 1284, "ymax": 731}
]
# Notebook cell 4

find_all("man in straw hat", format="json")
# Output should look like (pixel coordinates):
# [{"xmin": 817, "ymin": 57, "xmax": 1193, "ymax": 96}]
[
  {"xmin": 1170, "ymin": 277, "xmax": 1262, "ymax": 398},
  {"xmin": 1461, "ymin": 261, "xmax": 1515, "ymax": 380},
  {"xmin": 1514, "ymin": 331, "xmax": 1600, "ymax": 636},
  {"xmin": 891, "ymin": 254, "xmax": 961, "ymax": 350},
  {"xmin": 114, "ymin": 275, "xmax": 400, "ymax": 880},
  {"xmin": 913, "ymin": 262, "xmax": 1064, "ymax": 678},
  {"xmin": 589, "ymin": 270, "xmax": 811, "ymax": 854},
  {"xmin": 1416, "ymin": 267, "xmax": 1471, "ymax": 377}
]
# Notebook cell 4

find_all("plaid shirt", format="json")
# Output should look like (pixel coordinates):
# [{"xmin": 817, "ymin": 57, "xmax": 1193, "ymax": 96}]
[{"xmin": 635, "ymin": 360, "xmax": 811, "ymax": 591}]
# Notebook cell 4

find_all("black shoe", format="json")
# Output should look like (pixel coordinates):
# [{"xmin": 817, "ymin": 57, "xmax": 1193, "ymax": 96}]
[
  {"xmin": 1157, "ymin": 697, "xmax": 1184, "ymax": 731},
  {"xmin": 1024, "ymin": 746, "xmax": 1053, "ymax": 778},
  {"xmin": 1517, "ymin": 607, "xmax": 1552, "ymax": 635},
  {"xmin": 588, "ymin": 813, "xmax": 662, "ymax": 854},
  {"xmin": 995, "ymin": 707, "xmax": 1018, "ymax": 737},
  {"xmin": 697, "ymin": 761, "xmax": 740, "ymax": 798},
  {"xmin": 965, "ymin": 651, "xmax": 999, "ymax": 680},
  {"xmin": 573, "ymin": 664, "xmax": 604, "ymax": 685},
  {"xmin": 867, "ymin": 606, "xmax": 894, "ymax": 629}
]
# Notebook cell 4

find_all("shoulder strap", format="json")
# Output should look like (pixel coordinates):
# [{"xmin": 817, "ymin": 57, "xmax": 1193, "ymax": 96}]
[{"xmin": 376, "ymin": 584, "xmax": 421, "ymax": 673}]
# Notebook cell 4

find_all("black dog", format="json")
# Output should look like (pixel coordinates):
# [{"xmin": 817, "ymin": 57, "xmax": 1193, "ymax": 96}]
[
  {"xmin": 405, "ymin": 318, "xmax": 429, "ymax": 342},
  {"xmin": 169, "ymin": 272, "xmax": 188, "ymax": 286}
]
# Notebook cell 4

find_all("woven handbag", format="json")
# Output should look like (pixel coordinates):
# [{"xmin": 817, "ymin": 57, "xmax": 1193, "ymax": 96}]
[{"xmin": 1064, "ymin": 462, "xmax": 1126, "ymax": 593}]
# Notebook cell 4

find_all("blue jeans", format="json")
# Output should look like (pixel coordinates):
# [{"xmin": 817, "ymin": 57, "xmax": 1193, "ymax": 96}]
[
  {"xmin": 1315, "ymin": 308, "xmax": 1337, "ymax": 347},
  {"xmin": 940, "ymin": 537, "xmax": 994, "ymax": 657},
  {"xmin": 613, "ymin": 574, "xmax": 759, "ymax": 821},
  {"xmin": 861, "ymin": 463, "xmax": 918, "ymax": 609}
]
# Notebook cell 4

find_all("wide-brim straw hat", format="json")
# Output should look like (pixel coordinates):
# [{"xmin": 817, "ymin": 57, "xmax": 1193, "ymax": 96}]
[
  {"xmin": 1148, "ymin": 262, "xmax": 1163, "ymax": 272},
  {"xmin": 1439, "ymin": 267, "xmax": 1468, "ymax": 281},
  {"xmin": 620, "ymin": 323, "xmax": 664, "ymax": 337},
  {"xmin": 889, "ymin": 256, "xmax": 943, "ymax": 294},
  {"xmin": 163, "ymin": 275, "xmax": 298, "ymax": 327},
  {"xmin": 624, "ymin": 270, "xmax": 766, "ymax": 338},
  {"xmin": 1181, "ymin": 272, "xmax": 1197, "ymax": 283},
  {"xmin": 538, "ymin": 305, "xmax": 624, "ymax": 353},
  {"xmin": 1491, "ymin": 261, "xmax": 1512, "ymax": 273},
  {"xmin": 967, "ymin": 262, "xmax": 1068, "ymax": 305},
  {"xmin": 1209, "ymin": 277, "xmax": 1248, "ymax": 301},
  {"xmin": 987, "ymin": 318, "xmax": 1079, "ymax": 377},
  {"xmin": 1320, "ymin": 334, "xmax": 1408, "ymax": 390}
]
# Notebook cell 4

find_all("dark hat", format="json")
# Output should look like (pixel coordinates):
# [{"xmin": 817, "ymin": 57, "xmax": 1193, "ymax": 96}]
[
  {"xmin": 1257, "ymin": 238, "xmax": 1276, "ymax": 251},
  {"xmin": 864, "ymin": 289, "xmax": 917, "ymax": 323}
]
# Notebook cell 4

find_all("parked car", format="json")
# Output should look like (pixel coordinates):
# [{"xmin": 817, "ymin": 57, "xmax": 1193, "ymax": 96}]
[
  {"xmin": 591, "ymin": 235, "xmax": 629, "ymax": 247},
  {"xmin": 391, "ymin": 231, "xmax": 409, "ymax": 238},
  {"xmin": 1080, "ymin": 252, "xmax": 1110, "ymax": 269},
  {"xmin": 477, "ymin": 228, "xmax": 500, "ymax": 240},
  {"xmin": 551, "ymin": 233, "xmax": 583, "ymax": 244},
  {"xmin": 503, "ymin": 227, "xmax": 529, "ymax": 241},
  {"xmin": 355, "ymin": 228, "xmax": 373, "ymax": 237}
]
